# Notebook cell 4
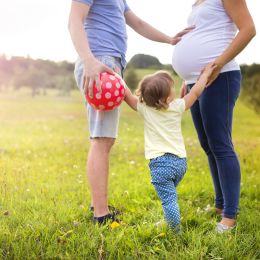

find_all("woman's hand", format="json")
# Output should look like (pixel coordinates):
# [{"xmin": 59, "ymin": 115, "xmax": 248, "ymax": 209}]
[
  {"xmin": 205, "ymin": 62, "xmax": 223, "ymax": 86},
  {"xmin": 180, "ymin": 82, "xmax": 187, "ymax": 98},
  {"xmin": 199, "ymin": 62, "xmax": 219, "ymax": 86},
  {"xmin": 170, "ymin": 26, "xmax": 195, "ymax": 45}
]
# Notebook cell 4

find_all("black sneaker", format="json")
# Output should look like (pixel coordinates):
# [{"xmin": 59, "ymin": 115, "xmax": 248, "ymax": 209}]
[
  {"xmin": 93, "ymin": 213, "xmax": 120, "ymax": 225},
  {"xmin": 90, "ymin": 205, "xmax": 121, "ymax": 215}
]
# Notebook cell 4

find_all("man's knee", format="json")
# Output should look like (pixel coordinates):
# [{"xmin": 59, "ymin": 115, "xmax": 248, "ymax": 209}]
[{"xmin": 90, "ymin": 137, "xmax": 115, "ymax": 153}]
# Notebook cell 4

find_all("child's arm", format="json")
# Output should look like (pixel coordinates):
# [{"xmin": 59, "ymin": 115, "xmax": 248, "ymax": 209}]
[
  {"xmin": 183, "ymin": 64, "xmax": 216, "ymax": 110},
  {"xmin": 124, "ymin": 87, "xmax": 138, "ymax": 111}
]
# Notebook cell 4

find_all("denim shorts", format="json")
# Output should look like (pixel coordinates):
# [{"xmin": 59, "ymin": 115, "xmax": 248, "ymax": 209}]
[{"xmin": 74, "ymin": 55, "xmax": 123, "ymax": 138}]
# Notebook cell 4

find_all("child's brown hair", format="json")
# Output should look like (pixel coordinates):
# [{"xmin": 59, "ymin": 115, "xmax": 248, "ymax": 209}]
[{"xmin": 136, "ymin": 71, "xmax": 174, "ymax": 110}]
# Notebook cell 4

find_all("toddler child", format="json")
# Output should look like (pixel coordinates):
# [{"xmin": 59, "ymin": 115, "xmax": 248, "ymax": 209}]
[{"xmin": 124, "ymin": 64, "xmax": 214, "ymax": 230}]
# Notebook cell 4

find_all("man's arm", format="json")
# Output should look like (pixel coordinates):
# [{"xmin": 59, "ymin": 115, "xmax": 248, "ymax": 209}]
[
  {"xmin": 68, "ymin": 1, "xmax": 113, "ymax": 97},
  {"xmin": 124, "ymin": 87, "xmax": 138, "ymax": 111},
  {"xmin": 125, "ymin": 11, "xmax": 194, "ymax": 45}
]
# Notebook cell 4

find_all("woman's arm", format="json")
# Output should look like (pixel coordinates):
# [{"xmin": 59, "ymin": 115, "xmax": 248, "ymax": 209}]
[
  {"xmin": 207, "ymin": 0, "xmax": 256, "ymax": 85},
  {"xmin": 124, "ymin": 87, "xmax": 138, "ymax": 111},
  {"xmin": 124, "ymin": 11, "xmax": 194, "ymax": 45},
  {"xmin": 68, "ymin": 1, "xmax": 113, "ymax": 97}
]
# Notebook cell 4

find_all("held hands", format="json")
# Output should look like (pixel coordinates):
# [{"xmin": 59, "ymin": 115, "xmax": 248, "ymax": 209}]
[
  {"xmin": 83, "ymin": 57, "xmax": 114, "ymax": 98},
  {"xmin": 180, "ymin": 81, "xmax": 187, "ymax": 98},
  {"xmin": 180, "ymin": 62, "xmax": 218, "ymax": 98},
  {"xmin": 169, "ymin": 26, "xmax": 195, "ymax": 45},
  {"xmin": 199, "ymin": 62, "xmax": 219, "ymax": 86},
  {"xmin": 124, "ymin": 86, "xmax": 131, "ymax": 99},
  {"xmin": 206, "ymin": 62, "xmax": 223, "ymax": 86},
  {"xmin": 200, "ymin": 62, "xmax": 223, "ymax": 87}
]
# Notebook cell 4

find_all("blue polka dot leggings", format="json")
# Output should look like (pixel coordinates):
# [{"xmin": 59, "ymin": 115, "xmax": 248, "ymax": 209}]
[{"xmin": 149, "ymin": 153, "xmax": 187, "ymax": 230}]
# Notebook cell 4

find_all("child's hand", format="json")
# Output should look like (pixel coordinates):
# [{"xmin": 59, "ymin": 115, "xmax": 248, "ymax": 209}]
[
  {"xmin": 180, "ymin": 81, "xmax": 187, "ymax": 98},
  {"xmin": 205, "ymin": 62, "xmax": 223, "ymax": 86},
  {"xmin": 199, "ymin": 63, "xmax": 218, "ymax": 86},
  {"xmin": 124, "ymin": 87, "xmax": 138, "ymax": 111},
  {"xmin": 124, "ymin": 86, "xmax": 131, "ymax": 100}
]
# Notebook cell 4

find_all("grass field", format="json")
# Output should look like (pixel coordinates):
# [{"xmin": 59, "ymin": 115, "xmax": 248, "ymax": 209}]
[{"xmin": 0, "ymin": 83, "xmax": 259, "ymax": 259}]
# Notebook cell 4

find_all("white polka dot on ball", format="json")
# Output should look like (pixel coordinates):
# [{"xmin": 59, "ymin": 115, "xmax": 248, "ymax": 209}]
[
  {"xmin": 96, "ymin": 93, "xmax": 101, "ymax": 99},
  {"xmin": 108, "ymin": 101, "xmax": 114, "ymax": 107},
  {"xmin": 116, "ymin": 97, "xmax": 121, "ymax": 103},
  {"xmin": 99, "ymin": 105, "xmax": 105, "ymax": 110},
  {"xmin": 105, "ymin": 92, "xmax": 111, "ymax": 99},
  {"xmin": 116, "ymin": 82, "xmax": 121, "ymax": 88},
  {"xmin": 106, "ymin": 82, "xmax": 112, "ymax": 88},
  {"xmin": 114, "ymin": 90, "xmax": 119, "ymax": 96},
  {"xmin": 109, "ymin": 75, "xmax": 116, "ymax": 81}
]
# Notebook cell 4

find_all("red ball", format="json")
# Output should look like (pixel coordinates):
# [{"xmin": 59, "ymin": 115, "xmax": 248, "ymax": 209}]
[{"xmin": 86, "ymin": 72, "xmax": 126, "ymax": 111}]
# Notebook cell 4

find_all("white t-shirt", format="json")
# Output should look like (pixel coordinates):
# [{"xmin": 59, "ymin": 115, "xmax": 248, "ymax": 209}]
[
  {"xmin": 172, "ymin": 0, "xmax": 240, "ymax": 84},
  {"xmin": 137, "ymin": 99, "xmax": 187, "ymax": 160}
]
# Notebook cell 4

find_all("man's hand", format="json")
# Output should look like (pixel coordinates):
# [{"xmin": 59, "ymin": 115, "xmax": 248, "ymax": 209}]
[
  {"xmin": 180, "ymin": 81, "xmax": 187, "ymax": 98},
  {"xmin": 83, "ymin": 58, "xmax": 114, "ymax": 98},
  {"xmin": 169, "ymin": 26, "xmax": 195, "ymax": 45}
]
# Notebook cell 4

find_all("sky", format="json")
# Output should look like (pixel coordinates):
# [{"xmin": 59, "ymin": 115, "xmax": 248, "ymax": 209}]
[{"xmin": 0, "ymin": 0, "xmax": 259, "ymax": 65}]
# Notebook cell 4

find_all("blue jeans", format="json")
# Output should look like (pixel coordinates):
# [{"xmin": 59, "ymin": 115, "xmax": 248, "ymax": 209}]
[
  {"xmin": 149, "ymin": 154, "xmax": 187, "ymax": 229},
  {"xmin": 187, "ymin": 71, "xmax": 241, "ymax": 219}
]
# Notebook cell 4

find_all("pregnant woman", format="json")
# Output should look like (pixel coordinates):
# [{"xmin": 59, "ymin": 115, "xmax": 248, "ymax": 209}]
[{"xmin": 172, "ymin": 0, "xmax": 256, "ymax": 232}]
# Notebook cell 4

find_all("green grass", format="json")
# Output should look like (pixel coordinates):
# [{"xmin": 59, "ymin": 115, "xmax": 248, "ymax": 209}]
[{"xmin": 0, "ymin": 85, "xmax": 259, "ymax": 259}]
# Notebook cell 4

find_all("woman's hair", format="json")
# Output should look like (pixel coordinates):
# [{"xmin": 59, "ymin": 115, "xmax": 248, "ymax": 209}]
[{"xmin": 135, "ymin": 70, "xmax": 174, "ymax": 110}]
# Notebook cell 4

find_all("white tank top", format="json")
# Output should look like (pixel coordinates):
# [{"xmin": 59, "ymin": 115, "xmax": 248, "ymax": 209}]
[{"xmin": 172, "ymin": 0, "xmax": 240, "ymax": 84}]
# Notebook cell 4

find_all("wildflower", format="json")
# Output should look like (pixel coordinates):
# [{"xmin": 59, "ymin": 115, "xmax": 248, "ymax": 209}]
[{"xmin": 111, "ymin": 221, "xmax": 120, "ymax": 229}]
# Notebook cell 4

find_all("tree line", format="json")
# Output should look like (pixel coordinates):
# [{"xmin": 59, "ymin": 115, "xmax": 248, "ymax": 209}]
[
  {"xmin": 0, "ymin": 55, "xmax": 75, "ymax": 96},
  {"xmin": 0, "ymin": 55, "xmax": 259, "ymax": 111},
  {"xmin": 240, "ymin": 63, "xmax": 260, "ymax": 112}
]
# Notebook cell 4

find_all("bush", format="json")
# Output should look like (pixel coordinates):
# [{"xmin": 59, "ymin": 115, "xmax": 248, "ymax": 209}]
[
  {"xmin": 124, "ymin": 67, "xmax": 139, "ymax": 91},
  {"xmin": 127, "ymin": 54, "xmax": 162, "ymax": 69},
  {"xmin": 241, "ymin": 74, "xmax": 260, "ymax": 112}
]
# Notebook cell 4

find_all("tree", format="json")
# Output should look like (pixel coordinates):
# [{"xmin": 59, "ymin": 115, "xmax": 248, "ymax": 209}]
[
  {"xmin": 124, "ymin": 67, "xmax": 139, "ymax": 91},
  {"xmin": 128, "ymin": 54, "xmax": 163, "ymax": 69},
  {"xmin": 242, "ymin": 74, "xmax": 260, "ymax": 112}
]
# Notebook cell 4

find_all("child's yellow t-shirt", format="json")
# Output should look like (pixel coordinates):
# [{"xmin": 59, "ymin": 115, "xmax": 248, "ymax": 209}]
[{"xmin": 137, "ymin": 98, "xmax": 186, "ymax": 160}]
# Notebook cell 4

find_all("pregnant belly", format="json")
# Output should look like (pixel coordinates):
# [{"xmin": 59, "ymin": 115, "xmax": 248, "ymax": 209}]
[{"xmin": 172, "ymin": 33, "xmax": 231, "ymax": 84}]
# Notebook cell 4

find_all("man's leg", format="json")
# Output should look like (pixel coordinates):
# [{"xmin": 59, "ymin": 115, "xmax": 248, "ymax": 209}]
[
  {"xmin": 74, "ymin": 56, "xmax": 122, "ymax": 222},
  {"xmin": 87, "ymin": 137, "xmax": 115, "ymax": 217}
]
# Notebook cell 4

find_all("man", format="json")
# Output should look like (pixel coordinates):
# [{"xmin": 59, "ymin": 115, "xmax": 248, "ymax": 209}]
[{"xmin": 68, "ymin": 0, "xmax": 192, "ymax": 224}]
